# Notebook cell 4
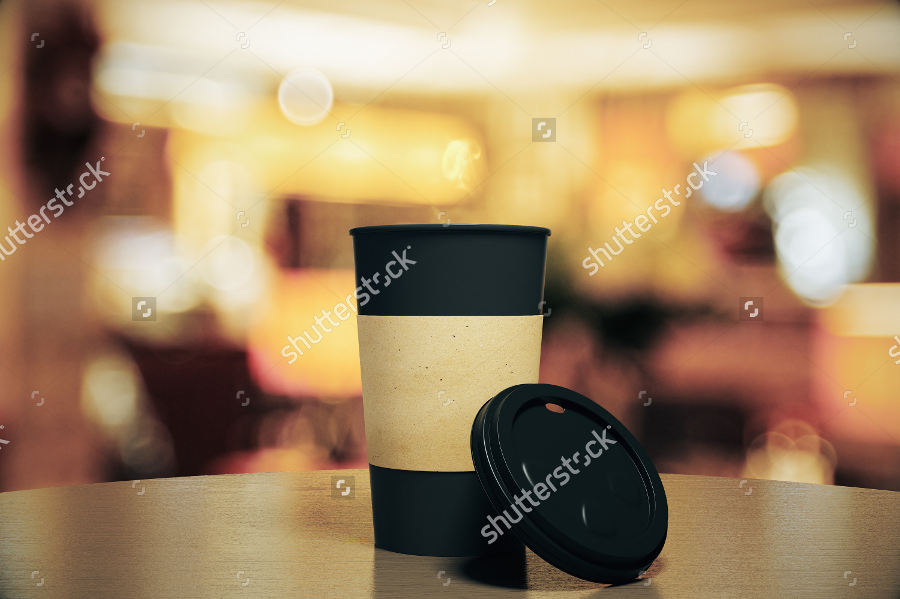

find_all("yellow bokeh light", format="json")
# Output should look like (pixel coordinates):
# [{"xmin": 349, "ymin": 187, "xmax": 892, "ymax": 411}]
[
  {"xmin": 743, "ymin": 421, "xmax": 836, "ymax": 485},
  {"xmin": 442, "ymin": 139, "xmax": 482, "ymax": 190},
  {"xmin": 667, "ymin": 83, "xmax": 798, "ymax": 155}
]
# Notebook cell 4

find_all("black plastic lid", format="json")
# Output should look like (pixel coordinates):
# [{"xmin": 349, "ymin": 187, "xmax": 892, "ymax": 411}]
[
  {"xmin": 349, "ymin": 224, "xmax": 550, "ymax": 235},
  {"xmin": 471, "ymin": 384, "xmax": 668, "ymax": 584}
]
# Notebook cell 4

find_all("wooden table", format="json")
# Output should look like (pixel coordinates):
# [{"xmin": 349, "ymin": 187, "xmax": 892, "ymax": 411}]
[{"xmin": 1, "ymin": 470, "xmax": 898, "ymax": 598}]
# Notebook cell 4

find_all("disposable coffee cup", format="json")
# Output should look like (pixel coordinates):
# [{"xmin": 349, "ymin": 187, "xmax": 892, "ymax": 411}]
[{"xmin": 350, "ymin": 224, "xmax": 551, "ymax": 557}]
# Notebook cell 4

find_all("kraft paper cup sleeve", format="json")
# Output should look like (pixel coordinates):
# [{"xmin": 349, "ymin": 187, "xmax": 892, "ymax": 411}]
[{"xmin": 357, "ymin": 315, "xmax": 543, "ymax": 472}]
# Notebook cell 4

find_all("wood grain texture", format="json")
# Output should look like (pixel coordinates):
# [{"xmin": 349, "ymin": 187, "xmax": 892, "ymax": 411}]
[{"xmin": 0, "ymin": 470, "xmax": 898, "ymax": 598}]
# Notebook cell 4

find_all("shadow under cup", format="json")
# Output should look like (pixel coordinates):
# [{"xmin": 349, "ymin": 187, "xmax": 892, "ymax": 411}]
[{"xmin": 350, "ymin": 224, "xmax": 551, "ymax": 557}]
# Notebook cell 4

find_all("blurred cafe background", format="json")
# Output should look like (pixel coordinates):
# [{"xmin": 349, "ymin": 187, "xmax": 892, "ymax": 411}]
[{"xmin": 0, "ymin": 0, "xmax": 898, "ymax": 493}]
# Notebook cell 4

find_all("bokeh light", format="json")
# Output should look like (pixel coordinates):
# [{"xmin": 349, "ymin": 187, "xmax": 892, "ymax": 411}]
[
  {"xmin": 278, "ymin": 68, "xmax": 333, "ymax": 126},
  {"xmin": 119, "ymin": 418, "xmax": 177, "ymax": 477},
  {"xmin": 700, "ymin": 151, "xmax": 760, "ymax": 211},
  {"xmin": 743, "ymin": 420, "xmax": 837, "ymax": 485},
  {"xmin": 92, "ymin": 217, "xmax": 202, "ymax": 318},
  {"xmin": 81, "ymin": 353, "xmax": 177, "ymax": 478},
  {"xmin": 81, "ymin": 355, "xmax": 141, "ymax": 430},
  {"xmin": 667, "ymin": 83, "xmax": 798, "ymax": 156},
  {"xmin": 442, "ymin": 138, "xmax": 482, "ymax": 190},
  {"xmin": 200, "ymin": 236, "xmax": 256, "ymax": 291},
  {"xmin": 715, "ymin": 83, "xmax": 798, "ymax": 148},
  {"xmin": 765, "ymin": 167, "xmax": 874, "ymax": 305}
]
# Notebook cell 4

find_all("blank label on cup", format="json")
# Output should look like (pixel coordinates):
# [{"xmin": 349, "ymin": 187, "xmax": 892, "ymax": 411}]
[{"xmin": 358, "ymin": 315, "xmax": 542, "ymax": 472}]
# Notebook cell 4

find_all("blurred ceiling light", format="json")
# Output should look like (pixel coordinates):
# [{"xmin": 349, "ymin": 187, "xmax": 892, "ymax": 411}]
[
  {"xmin": 97, "ymin": 65, "xmax": 245, "ymax": 106},
  {"xmin": 95, "ymin": 1, "xmax": 900, "ymax": 94},
  {"xmin": 165, "ymin": 105, "xmax": 483, "ymax": 206},
  {"xmin": 699, "ymin": 151, "xmax": 760, "ymax": 211},
  {"xmin": 667, "ymin": 84, "xmax": 797, "ymax": 155},
  {"xmin": 94, "ymin": 42, "xmax": 255, "ymax": 127},
  {"xmin": 278, "ymin": 68, "xmax": 333, "ymax": 126},
  {"xmin": 265, "ymin": 10, "xmax": 434, "ymax": 89},
  {"xmin": 199, "ymin": 235, "xmax": 256, "ymax": 291},
  {"xmin": 442, "ymin": 139, "xmax": 482, "ymax": 190},
  {"xmin": 716, "ymin": 83, "xmax": 798, "ymax": 148},
  {"xmin": 169, "ymin": 78, "xmax": 250, "ymax": 135},
  {"xmin": 765, "ymin": 167, "xmax": 874, "ymax": 306}
]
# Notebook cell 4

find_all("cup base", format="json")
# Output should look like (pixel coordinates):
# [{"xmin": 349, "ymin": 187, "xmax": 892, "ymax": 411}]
[{"xmin": 369, "ymin": 464, "xmax": 524, "ymax": 557}]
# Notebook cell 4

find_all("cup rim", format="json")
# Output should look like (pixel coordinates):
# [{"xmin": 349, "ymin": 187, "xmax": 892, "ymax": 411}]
[{"xmin": 349, "ymin": 224, "xmax": 551, "ymax": 236}]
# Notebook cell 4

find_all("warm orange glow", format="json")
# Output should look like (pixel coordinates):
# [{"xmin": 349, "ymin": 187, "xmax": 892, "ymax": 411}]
[
  {"xmin": 247, "ymin": 268, "xmax": 362, "ymax": 399},
  {"xmin": 743, "ymin": 420, "xmax": 836, "ymax": 485},
  {"xmin": 812, "ymin": 317, "xmax": 900, "ymax": 445},
  {"xmin": 123, "ymin": 101, "xmax": 485, "ymax": 207},
  {"xmin": 207, "ymin": 448, "xmax": 321, "ymax": 474},
  {"xmin": 822, "ymin": 284, "xmax": 900, "ymax": 337},
  {"xmin": 666, "ymin": 84, "xmax": 798, "ymax": 157}
]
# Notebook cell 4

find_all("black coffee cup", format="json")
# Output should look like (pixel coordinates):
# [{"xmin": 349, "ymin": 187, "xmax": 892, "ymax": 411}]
[{"xmin": 350, "ymin": 224, "xmax": 550, "ymax": 556}]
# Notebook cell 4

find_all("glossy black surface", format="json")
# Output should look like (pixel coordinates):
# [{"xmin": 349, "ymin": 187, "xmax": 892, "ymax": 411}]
[
  {"xmin": 349, "ymin": 224, "xmax": 550, "ymax": 316},
  {"xmin": 471, "ymin": 384, "xmax": 668, "ymax": 583}
]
